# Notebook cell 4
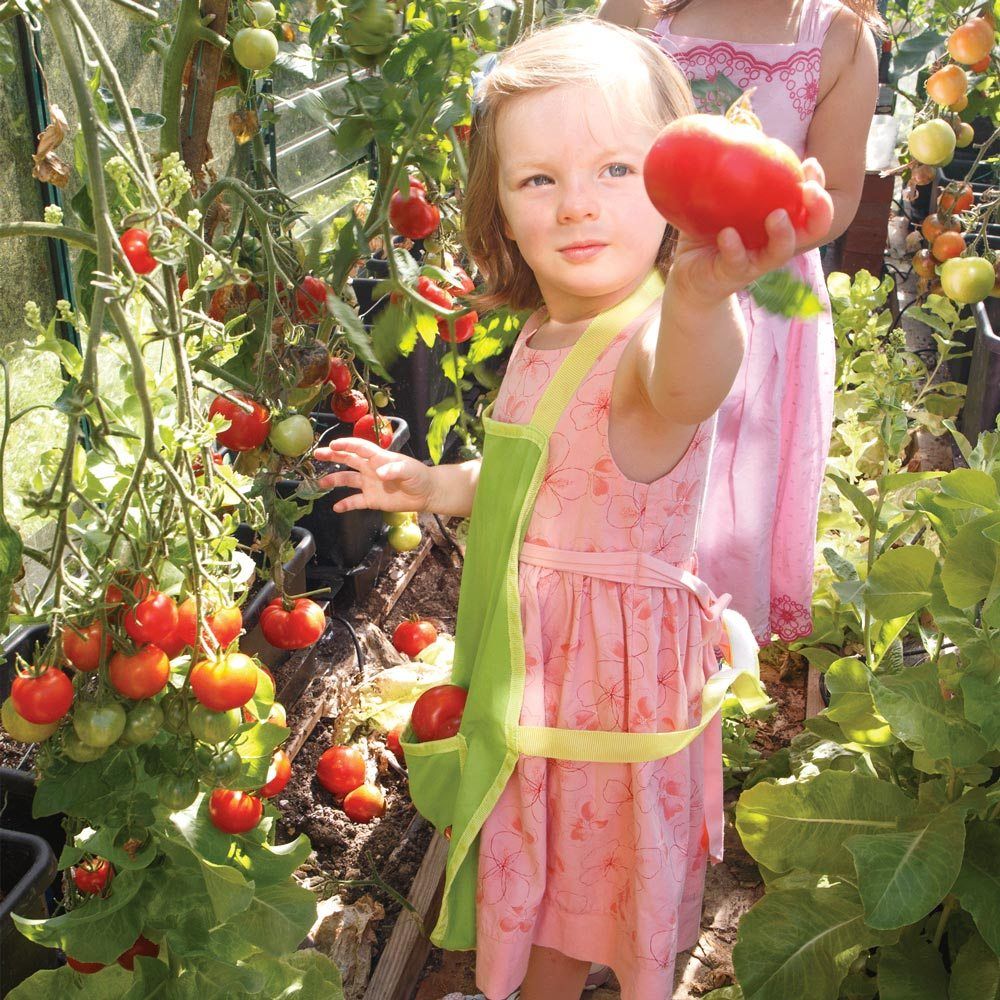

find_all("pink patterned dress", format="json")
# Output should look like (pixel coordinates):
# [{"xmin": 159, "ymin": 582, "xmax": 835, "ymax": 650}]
[
  {"xmin": 474, "ymin": 299, "xmax": 725, "ymax": 1000},
  {"xmin": 653, "ymin": 0, "xmax": 841, "ymax": 643}
]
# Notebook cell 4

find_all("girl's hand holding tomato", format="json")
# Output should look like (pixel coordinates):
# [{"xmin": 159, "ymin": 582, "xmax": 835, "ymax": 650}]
[{"xmin": 664, "ymin": 158, "xmax": 833, "ymax": 308}]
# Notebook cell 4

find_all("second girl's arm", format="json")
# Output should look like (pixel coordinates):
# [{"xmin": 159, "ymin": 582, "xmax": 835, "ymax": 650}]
[{"xmin": 798, "ymin": 10, "xmax": 879, "ymax": 251}]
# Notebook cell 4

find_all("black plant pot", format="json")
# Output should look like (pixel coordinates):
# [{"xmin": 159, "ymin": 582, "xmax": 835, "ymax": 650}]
[
  {"xmin": 0, "ymin": 828, "xmax": 60, "ymax": 994},
  {"xmin": 0, "ymin": 767, "xmax": 63, "ymax": 994},
  {"xmin": 277, "ymin": 416, "xmax": 409, "ymax": 571},
  {"xmin": 960, "ymin": 297, "xmax": 1000, "ymax": 441}
]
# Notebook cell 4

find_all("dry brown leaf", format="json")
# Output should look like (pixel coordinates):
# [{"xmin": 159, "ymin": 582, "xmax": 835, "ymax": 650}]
[{"xmin": 228, "ymin": 108, "xmax": 260, "ymax": 145}]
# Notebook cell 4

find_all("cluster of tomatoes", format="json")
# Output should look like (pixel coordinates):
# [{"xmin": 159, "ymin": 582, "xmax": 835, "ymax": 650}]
[
  {"xmin": 905, "ymin": 14, "xmax": 997, "ymax": 306},
  {"xmin": 341, "ymin": 0, "xmax": 398, "ymax": 65},
  {"xmin": 388, "ymin": 179, "xmax": 480, "ymax": 344}
]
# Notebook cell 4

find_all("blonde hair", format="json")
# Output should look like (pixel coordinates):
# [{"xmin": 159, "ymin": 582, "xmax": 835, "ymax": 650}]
[{"xmin": 463, "ymin": 18, "xmax": 696, "ymax": 312}]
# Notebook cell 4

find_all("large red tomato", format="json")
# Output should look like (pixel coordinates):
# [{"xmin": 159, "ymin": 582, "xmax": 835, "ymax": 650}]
[
  {"xmin": 259, "ymin": 597, "xmax": 326, "ymax": 650},
  {"xmin": 410, "ymin": 684, "xmax": 467, "ymax": 742},
  {"xmin": 388, "ymin": 182, "xmax": 440, "ymax": 239},
  {"xmin": 643, "ymin": 114, "xmax": 806, "ymax": 250},
  {"xmin": 208, "ymin": 393, "xmax": 272, "ymax": 451},
  {"xmin": 295, "ymin": 275, "xmax": 330, "ymax": 324},
  {"xmin": 116, "ymin": 935, "xmax": 159, "ymax": 971},
  {"xmin": 11, "ymin": 667, "xmax": 74, "ymax": 725},
  {"xmin": 190, "ymin": 652, "xmax": 259, "ymax": 711},
  {"xmin": 331, "ymin": 389, "xmax": 370, "ymax": 423},
  {"xmin": 438, "ymin": 311, "xmax": 477, "ymax": 343},
  {"xmin": 109, "ymin": 645, "xmax": 170, "ymax": 700},
  {"xmin": 343, "ymin": 783, "xmax": 385, "ymax": 823}
]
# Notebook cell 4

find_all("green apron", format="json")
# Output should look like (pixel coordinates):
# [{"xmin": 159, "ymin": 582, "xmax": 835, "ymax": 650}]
[{"xmin": 401, "ymin": 270, "xmax": 768, "ymax": 952}]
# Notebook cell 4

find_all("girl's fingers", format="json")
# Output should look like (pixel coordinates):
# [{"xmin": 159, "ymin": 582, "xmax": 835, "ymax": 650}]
[
  {"xmin": 800, "ymin": 181, "xmax": 834, "ymax": 241},
  {"xmin": 756, "ymin": 209, "xmax": 797, "ymax": 269},
  {"xmin": 316, "ymin": 470, "xmax": 361, "ymax": 491},
  {"xmin": 332, "ymin": 493, "xmax": 373, "ymax": 514},
  {"xmin": 801, "ymin": 157, "xmax": 826, "ymax": 189}
]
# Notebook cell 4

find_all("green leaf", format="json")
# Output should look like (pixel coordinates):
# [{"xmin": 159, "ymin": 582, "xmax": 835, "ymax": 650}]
[
  {"xmin": 732, "ymin": 882, "xmax": 898, "ymax": 1000},
  {"xmin": 736, "ymin": 771, "xmax": 915, "ymax": 876},
  {"xmin": 953, "ymin": 821, "xmax": 1000, "ymax": 956},
  {"xmin": 870, "ymin": 662, "xmax": 988, "ymax": 768},
  {"xmin": 877, "ymin": 935, "xmax": 948, "ymax": 1000},
  {"xmin": 228, "ymin": 881, "xmax": 318, "ymax": 957},
  {"xmin": 846, "ymin": 805, "xmax": 965, "ymax": 929},
  {"xmin": 950, "ymin": 931, "xmax": 1000, "ymax": 1000},
  {"xmin": 941, "ymin": 513, "xmax": 1000, "ymax": 609},
  {"xmin": 864, "ymin": 546, "xmax": 937, "ymax": 620},
  {"xmin": 327, "ymin": 295, "xmax": 389, "ymax": 380},
  {"xmin": 828, "ymin": 474, "xmax": 876, "ymax": 528},
  {"xmin": 244, "ymin": 950, "xmax": 345, "ymax": 999},
  {"xmin": 415, "ymin": 310, "xmax": 438, "ymax": 348},
  {"xmin": 371, "ymin": 302, "xmax": 416, "ymax": 369},
  {"xmin": 889, "ymin": 28, "xmax": 945, "ymax": 83},
  {"xmin": 425, "ymin": 400, "xmax": 460, "ymax": 464},
  {"xmin": 7, "ymin": 964, "xmax": 136, "ymax": 998},
  {"xmin": 748, "ymin": 269, "xmax": 824, "ymax": 319},
  {"xmin": 960, "ymin": 673, "xmax": 1000, "ymax": 750},
  {"xmin": 824, "ymin": 657, "xmax": 893, "ymax": 746}
]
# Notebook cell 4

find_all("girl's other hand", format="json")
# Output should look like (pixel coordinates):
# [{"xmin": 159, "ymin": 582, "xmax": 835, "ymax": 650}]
[
  {"xmin": 669, "ymin": 157, "xmax": 834, "ymax": 305},
  {"xmin": 314, "ymin": 439, "xmax": 433, "ymax": 514}
]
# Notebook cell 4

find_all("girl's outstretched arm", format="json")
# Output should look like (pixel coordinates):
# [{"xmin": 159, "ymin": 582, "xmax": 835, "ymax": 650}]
[
  {"xmin": 636, "ymin": 160, "xmax": 834, "ymax": 425},
  {"xmin": 314, "ymin": 440, "xmax": 481, "ymax": 518}
]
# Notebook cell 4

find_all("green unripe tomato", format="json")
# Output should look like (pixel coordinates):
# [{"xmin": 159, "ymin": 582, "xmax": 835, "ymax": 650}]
[
  {"xmin": 907, "ymin": 119, "xmax": 957, "ymax": 167},
  {"xmin": 203, "ymin": 747, "xmax": 243, "ymax": 785},
  {"xmin": 382, "ymin": 510, "xmax": 416, "ymax": 527},
  {"xmin": 940, "ymin": 256, "xmax": 996, "ymax": 305},
  {"xmin": 121, "ymin": 701, "xmax": 164, "ymax": 745},
  {"xmin": 2, "ymin": 697, "xmax": 58, "ymax": 743},
  {"xmin": 158, "ymin": 774, "xmax": 199, "ymax": 811},
  {"xmin": 269, "ymin": 414, "xmax": 314, "ymax": 456},
  {"xmin": 388, "ymin": 521, "xmax": 422, "ymax": 552},
  {"xmin": 73, "ymin": 702, "xmax": 127, "ymax": 748},
  {"xmin": 189, "ymin": 704, "xmax": 242, "ymax": 744},
  {"xmin": 372, "ymin": 390, "xmax": 390, "ymax": 408},
  {"xmin": 63, "ymin": 729, "xmax": 109, "ymax": 762},
  {"xmin": 161, "ymin": 690, "xmax": 191, "ymax": 734},
  {"xmin": 232, "ymin": 27, "xmax": 279, "ymax": 72},
  {"xmin": 248, "ymin": 1, "xmax": 276, "ymax": 27},
  {"xmin": 956, "ymin": 122, "xmax": 975, "ymax": 148}
]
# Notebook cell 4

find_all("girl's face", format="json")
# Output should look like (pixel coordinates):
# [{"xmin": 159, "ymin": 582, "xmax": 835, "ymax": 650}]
[{"xmin": 495, "ymin": 83, "xmax": 667, "ymax": 322}]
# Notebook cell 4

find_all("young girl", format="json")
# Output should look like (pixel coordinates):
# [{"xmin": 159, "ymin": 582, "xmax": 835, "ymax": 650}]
[
  {"xmin": 315, "ymin": 20, "xmax": 832, "ymax": 1000},
  {"xmin": 600, "ymin": 0, "xmax": 880, "ymax": 644}
]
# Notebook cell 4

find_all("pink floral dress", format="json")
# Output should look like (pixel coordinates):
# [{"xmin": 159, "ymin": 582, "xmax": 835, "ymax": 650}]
[
  {"xmin": 474, "ymin": 300, "xmax": 724, "ymax": 1000},
  {"xmin": 653, "ymin": 0, "xmax": 842, "ymax": 642}
]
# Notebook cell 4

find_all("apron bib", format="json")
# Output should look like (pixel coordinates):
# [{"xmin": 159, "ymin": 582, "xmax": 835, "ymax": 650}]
[{"xmin": 401, "ymin": 271, "xmax": 768, "ymax": 951}]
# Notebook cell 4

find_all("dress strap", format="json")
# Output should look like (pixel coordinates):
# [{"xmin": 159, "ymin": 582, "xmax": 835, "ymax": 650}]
[{"xmin": 798, "ymin": 0, "xmax": 839, "ymax": 46}]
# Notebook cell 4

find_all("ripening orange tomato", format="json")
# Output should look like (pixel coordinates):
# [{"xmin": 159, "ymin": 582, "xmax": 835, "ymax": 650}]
[
  {"xmin": 926, "ymin": 64, "xmax": 968, "ymax": 106},
  {"xmin": 946, "ymin": 18, "xmax": 994, "ymax": 66}
]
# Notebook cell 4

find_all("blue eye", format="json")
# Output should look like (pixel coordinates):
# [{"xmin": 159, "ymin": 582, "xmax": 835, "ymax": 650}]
[
  {"xmin": 525, "ymin": 175, "xmax": 553, "ymax": 187},
  {"xmin": 607, "ymin": 163, "xmax": 631, "ymax": 178}
]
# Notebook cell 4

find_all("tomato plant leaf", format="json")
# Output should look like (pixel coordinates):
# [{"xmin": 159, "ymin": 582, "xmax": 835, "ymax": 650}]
[
  {"xmin": 864, "ymin": 546, "xmax": 936, "ymax": 620},
  {"xmin": 245, "ymin": 950, "xmax": 345, "ymax": 998},
  {"xmin": 425, "ymin": 400, "xmax": 460, "ymax": 464},
  {"xmin": 749, "ymin": 269, "xmax": 824, "ymax": 319},
  {"xmin": 949, "ymin": 931, "xmax": 1000, "ymax": 1000},
  {"xmin": 6, "ymin": 964, "xmax": 136, "ymax": 998},
  {"xmin": 327, "ymin": 295, "xmax": 389, "ymax": 380},
  {"xmin": 228, "ymin": 880, "xmax": 319, "ymax": 957}
]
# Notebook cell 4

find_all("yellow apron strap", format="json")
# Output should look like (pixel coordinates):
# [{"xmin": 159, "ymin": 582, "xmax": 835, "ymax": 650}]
[
  {"xmin": 515, "ymin": 608, "xmax": 769, "ymax": 763},
  {"xmin": 528, "ymin": 270, "xmax": 665, "ymax": 439}
]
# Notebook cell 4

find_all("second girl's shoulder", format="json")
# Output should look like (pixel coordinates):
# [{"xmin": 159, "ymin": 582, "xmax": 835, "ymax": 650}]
[{"xmin": 821, "ymin": 2, "xmax": 878, "ymax": 76}]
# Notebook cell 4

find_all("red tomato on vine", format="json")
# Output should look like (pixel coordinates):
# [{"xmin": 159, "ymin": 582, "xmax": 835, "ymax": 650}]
[
  {"xmin": 11, "ymin": 667, "xmax": 74, "ymax": 725},
  {"xmin": 260, "ymin": 598, "xmax": 326, "ymax": 650},
  {"xmin": 353, "ymin": 414, "xmax": 393, "ymax": 448},
  {"xmin": 119, "ymin": 228, "xmax": 158, "ymax": 274},
  {"xmin": 388, "ymin": 181, "xmax": 440, "ymax": 239},
  {"xmin": 208, "ymin": 789, "xmax": 263, "ymax": 834},
  {"xmin": 208, "ymin": 393, "xmax": 272, "ymax": 451}
]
